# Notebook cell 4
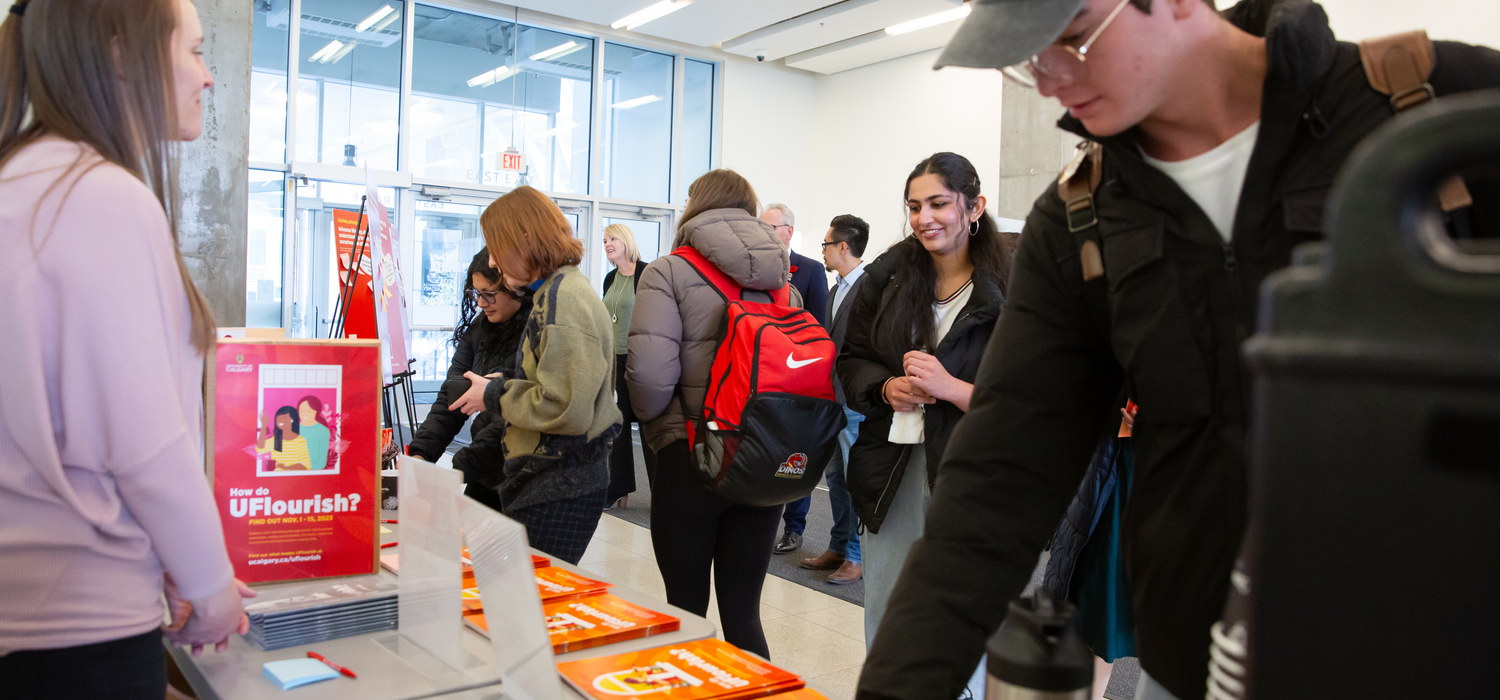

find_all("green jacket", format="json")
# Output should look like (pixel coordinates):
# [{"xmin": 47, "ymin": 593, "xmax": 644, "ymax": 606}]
[{"xmin": 483, "ymin": 265, "xmax": 621, "ymax": 511}]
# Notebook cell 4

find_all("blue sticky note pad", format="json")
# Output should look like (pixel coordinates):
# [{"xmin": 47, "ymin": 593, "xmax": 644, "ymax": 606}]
[{"xmin": 262, "ymin": 658, "xmax": 339, "ymax": 690}]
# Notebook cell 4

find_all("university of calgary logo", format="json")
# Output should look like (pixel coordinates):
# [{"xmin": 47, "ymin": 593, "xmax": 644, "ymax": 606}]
[
  {"xmin": 775, "ymin": 453, "xmax": 808, "ymax": 479},
  {"xmin": 235, "ymin": 353, "xmax": 245, "ymax": 364}
]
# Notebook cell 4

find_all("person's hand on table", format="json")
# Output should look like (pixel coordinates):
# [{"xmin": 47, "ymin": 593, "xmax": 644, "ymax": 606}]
[
  {"xmin": 165, "ymin": 578, "xmax": 257, "ymax": 656},
  {"xmin": 449, "ymin": 371, "xmax": 502, "ymax": 415}
]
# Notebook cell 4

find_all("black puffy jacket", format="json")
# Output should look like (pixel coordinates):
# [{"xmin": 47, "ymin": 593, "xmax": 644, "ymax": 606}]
[
  {"xmin": 857, "ymin": 3, "xmax": 1500, "ymax": 699},
  {"xmin": 407, "ymin": 301, "xmax": 529, "ymax": 488},
  {"xmin": 836, "ymin": 240, "xmax": 1003, "ymax": 533}
]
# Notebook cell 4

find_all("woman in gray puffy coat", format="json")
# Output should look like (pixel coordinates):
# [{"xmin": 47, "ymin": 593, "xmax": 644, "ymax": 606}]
[{"xmin": 626, "ymin": 169, "xmax": 801, "ymax": 659}]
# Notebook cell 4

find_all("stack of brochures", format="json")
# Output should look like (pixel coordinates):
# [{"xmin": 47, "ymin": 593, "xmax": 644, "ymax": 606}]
[
  {"xmin": 242, "ymin": 579, "xmax": 399, "ymax": 650},
  {"xmin": 465, "ymin": 592, "xmax": 681, "ymax": 653},
  {"xmin": 556, "ymin": 638, "xmax": 807, "ymax": 700}
]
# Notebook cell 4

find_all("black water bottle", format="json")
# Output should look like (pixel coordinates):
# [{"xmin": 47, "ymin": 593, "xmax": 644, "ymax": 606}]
[{"xmin": 985, "ymin": 590, "xmax": 1092, "ymax": 700}]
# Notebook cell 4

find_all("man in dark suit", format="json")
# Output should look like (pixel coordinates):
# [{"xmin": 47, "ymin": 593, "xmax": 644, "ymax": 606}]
[
  {"xmin": 761, "ymin": 203, "xmax": 828, "ymax": 555},
  {"xmin": 797, "ymin": 214, "xmax": 870, "ymax": 585}
]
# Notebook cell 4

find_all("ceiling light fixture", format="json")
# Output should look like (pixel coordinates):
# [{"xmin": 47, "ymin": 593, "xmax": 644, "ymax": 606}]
[
  {"xmin": 325, "ymin": 41, "xmax": 358, "ymax": 63},
  {"xmin": 610, "ymin": 0, "xmax": 691, "ymax": 31},
  {"xmin": 530, "ymin": 41, "xmax": 581, "ymax": 62},
  {"xmin": 309, "ymin": 40, "xmax": 343, "ymax": 62},
  {"xmin": 611, "ymin": 95, "xmax": 661, "ymax": 110},
  {"xmin": 885, "ymin": 3, "xmax": 971, "ymax": 36},
  {"xmin": 355, "ymin": 5, "xmax": 395, "ymax": 32},
  {"xmin": 467, "ymin": 65, "xmax": 514, "ymax": 88},
  {"xmin": 369, "ymin": 11, "xmax": 400, "ymax": 33}
]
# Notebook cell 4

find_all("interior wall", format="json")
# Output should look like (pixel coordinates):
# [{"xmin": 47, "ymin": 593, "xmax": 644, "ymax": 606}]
[
  {"xmin": 1316, "ymin": 0, "xmax": 1500, "ymax": 45},
  {"xmin": 721, "ymin": 49, "xmax": 1010, "ymax": 283}
]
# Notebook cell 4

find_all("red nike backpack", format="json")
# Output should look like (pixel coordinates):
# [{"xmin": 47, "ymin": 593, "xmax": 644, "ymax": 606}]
[{"xmin": 673, "ymin": 246, "xmax": 848, "ymax": 507}]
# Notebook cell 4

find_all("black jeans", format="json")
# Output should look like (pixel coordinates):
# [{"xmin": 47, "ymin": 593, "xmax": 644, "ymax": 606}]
[
  {"xmin": 608, "ymin": 354, "xmax": 656, "ymax": 502},
  {"xmin": 650, "ymin": 440, "xmax": 780, "ymax": 658},
  {"xmin": 0, "ymin": 628, "xmax": 166, "ymax": 700}
]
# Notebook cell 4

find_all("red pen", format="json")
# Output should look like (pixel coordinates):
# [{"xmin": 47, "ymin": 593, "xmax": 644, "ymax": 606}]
[
  {"xmin": 307, "ymin": 651, "xmax": 357, "ymax": 678},
  {"xmin": 380, "ymin": 519, "xmax": 398, "ymax": 524},
  {"xmin": 380, "ymin": 541, "xmax": 397, "ymax": 549}
]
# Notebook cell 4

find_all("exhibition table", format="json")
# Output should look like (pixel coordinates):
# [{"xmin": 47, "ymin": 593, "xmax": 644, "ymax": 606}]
[{"xmin": 169, "ymin": 516, "xmax": 714, "ymax": 700}]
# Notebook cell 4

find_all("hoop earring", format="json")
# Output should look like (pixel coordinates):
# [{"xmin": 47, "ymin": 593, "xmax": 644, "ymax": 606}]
[{"xmin": 969, "ymin": 220, "xmax": 979, "ymax": 236}]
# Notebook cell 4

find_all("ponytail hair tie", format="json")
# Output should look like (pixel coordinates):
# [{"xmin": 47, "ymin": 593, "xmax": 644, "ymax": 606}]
[{"xmin": 9, "ymin": 1, "xmax": 27, "ymax": 16}]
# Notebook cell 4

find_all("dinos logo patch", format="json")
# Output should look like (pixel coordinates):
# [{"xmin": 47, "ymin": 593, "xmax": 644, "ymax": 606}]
[{"xmin": 775, "ymin": 453, "xmax": 808, "ymax": 479}]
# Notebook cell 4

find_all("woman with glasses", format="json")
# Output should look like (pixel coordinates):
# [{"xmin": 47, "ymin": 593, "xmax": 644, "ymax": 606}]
[
  {"xmin": 407, "ymin": 250, "xmax": 531, "ymax": 512},
  {"xmin": 601, "ymin": 223, "xmax": 656, "ymax": 509}
]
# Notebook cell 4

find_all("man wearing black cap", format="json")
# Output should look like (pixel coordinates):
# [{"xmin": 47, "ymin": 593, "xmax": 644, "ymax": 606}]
[{"xmin": 857, "ymin": 1, "xmax": 1500, "ymax": 699}]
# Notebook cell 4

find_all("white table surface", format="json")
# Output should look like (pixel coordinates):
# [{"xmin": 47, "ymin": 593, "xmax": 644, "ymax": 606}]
[{"xmin": 170, "ymin": 513, "xmax": 714, "ymax": 700}]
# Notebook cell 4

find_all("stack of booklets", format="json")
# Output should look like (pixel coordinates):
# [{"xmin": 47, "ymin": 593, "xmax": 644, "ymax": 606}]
[
  {"xmin": 556, "ymin": 638, "xmax": 806, "ymax": 700},
  {"xmin": 242, "ymin": 579, "xmax": 399, "ymax": 650},
  {"xmin": 533, "ymin": 566, "xmax": 613, "ymax": 602},
  {"xmin": 465, "ymin": 592, "xmax": 681, "ymax": 653},
  {"xmin": 379, "ymin": 550, "xmax": 549, "ymax": 576}
]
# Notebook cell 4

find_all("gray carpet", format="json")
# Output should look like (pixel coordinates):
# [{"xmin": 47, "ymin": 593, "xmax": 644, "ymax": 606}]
[{"xmin": 603, "ymin": 428, "xmax": 865, "ymax": 606}]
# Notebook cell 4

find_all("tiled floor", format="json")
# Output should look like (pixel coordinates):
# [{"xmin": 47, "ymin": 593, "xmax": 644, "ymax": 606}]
[{"xmin": 582, "ymin": 514, "xmax": 868, "ymax": 700}]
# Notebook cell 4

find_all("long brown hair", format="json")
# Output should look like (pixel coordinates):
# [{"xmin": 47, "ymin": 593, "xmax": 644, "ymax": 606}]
[
  {"xmin": 0, "ymin": 0, "xmax": 217, "ymax": 353},
  {"xmin": 480, "ymin": 186, "xmax": 583, "ymax": 284},
  {"xmin": 677, "ymin": 169, "xmax": 758, "ymax": 245}
]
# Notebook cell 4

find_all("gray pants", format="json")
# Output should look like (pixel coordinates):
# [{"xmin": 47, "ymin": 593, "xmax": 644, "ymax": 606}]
[
  {"xmin": 861, "ymin": 447, "xmax": 985, "ymax": 699},
  {"xmin": 862, "ymin": 446, "xmax": 930, "ymax": 649}
]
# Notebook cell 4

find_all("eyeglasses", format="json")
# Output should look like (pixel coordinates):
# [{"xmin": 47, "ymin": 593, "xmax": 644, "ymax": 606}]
[
  {"xmin": 468, "ymin": 287, "xmax": 500, "ymax": 305},
  {"xmin": 1001, "ymin": 0, "xmax": 1131, "ymax": 89},
  {"xmin": 819, "ymin": 241, "xmax": 842, "ymax": 248},
  {"xmin": 770, "ymin": 223, "xmax": 791, "ymax": 230}
]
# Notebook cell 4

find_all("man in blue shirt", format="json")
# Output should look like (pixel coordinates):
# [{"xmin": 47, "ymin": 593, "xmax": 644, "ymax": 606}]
[{"xmin": 797, "ymin": 215, "xmax": 870, "ymax": 585}]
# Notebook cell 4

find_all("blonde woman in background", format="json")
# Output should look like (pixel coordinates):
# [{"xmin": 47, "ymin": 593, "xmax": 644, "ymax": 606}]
[
  {"xmin": 0, "ymin": 0, "xmax": 253, "ymax": 697},
  {"xmin": 601, "ymin": 223, "xmax": 655, "ymax": 509}
]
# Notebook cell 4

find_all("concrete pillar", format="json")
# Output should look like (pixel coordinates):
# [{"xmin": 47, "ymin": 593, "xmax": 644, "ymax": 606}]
[
  {"xmin": 996, "ymin": 80, "xmax": 1080, "ymax": 221},
  {"xmin": 180, "ymin": 0, "xmax": 252, "ymax": 326}
]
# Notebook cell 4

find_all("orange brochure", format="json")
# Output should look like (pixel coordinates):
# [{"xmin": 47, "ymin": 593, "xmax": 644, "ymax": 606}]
[
  {"xmin": 767, "ymin": 690, "xmax": 830, "ymax": 699},
  {"xmin": 466, "ymin": 593, "xmax": 680, "ymax": 653},
  {"xmin": 556, "ymin": 638, "xmax": 803, "ymax": 700},
  {"xmin": 535, "ymin": 566, "xmax": 614, "ymax": 603}
]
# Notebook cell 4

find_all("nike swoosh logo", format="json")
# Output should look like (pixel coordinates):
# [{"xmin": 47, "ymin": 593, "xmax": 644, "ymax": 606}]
[{"xmin": 786, "ymin": 353, "xmax": 822, "ymax": 369}]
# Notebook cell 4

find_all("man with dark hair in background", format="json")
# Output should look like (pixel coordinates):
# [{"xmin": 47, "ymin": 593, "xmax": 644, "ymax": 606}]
[
  {"xmin": 761, "ymin": 202, "xmax": 829, "ymax": 555},
  {"xmin": 856, "ymin": 0, "xmax": 1500, "ymax": 699},
  {"xmin": 797, "ymin": 214, "xmax": 872, "ymax": 585}
]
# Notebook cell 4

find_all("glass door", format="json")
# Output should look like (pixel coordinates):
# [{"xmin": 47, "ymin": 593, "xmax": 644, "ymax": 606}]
[
  {"xmin": 599, "ymin": 205, "xmax": 674, "ymax": 280},
  {"xmin": 288, "ymin": 179, "xmax": 400, "ymax": 339}
]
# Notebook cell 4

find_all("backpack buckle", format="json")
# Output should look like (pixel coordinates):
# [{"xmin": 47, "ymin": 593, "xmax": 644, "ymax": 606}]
[
  {"xmin": 1390, "ymin": 82, "xmax": 1436, "ymax": 111},
  {"xmin": 1066, "ymin": 193, "xmax": 1099, "ymax": 233}
]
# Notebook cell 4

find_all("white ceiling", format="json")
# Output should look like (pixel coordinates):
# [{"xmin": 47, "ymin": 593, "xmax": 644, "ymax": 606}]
[
  {"xmin": 785, "ymin": 13, "xmax": 962, "ymax": 74},
  {"xmin": 721, "ymin": 0, "xmax": 959, "ymax": 63},
  {"xmin": 510, "ymin": 0, "xmax": 971, "ymax": 74}
]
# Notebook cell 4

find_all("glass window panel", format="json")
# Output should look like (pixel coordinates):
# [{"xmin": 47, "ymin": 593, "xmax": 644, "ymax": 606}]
[
  {"xmin": 251, "ymin": 0, "xmax": 292, "ymax": 163},
  {"xmin": 412, "ymin": 329, "xmax": 457, "ymax": 382},
  {"xmin": 680, "ymin": 59, "xmax": 715, "ymax": 201},
  {"xmin": 411, "ymin": 6, "xmax": 592, "ymax": 193},
  {"xmin": 603, "ymin": 217, "xmax": 661, "ymax": 266},
  {"xmin": 601, "ymin": 44, "xmax": 673, "ymax": 203},
  {"xmin": 247, "ymin": 170, "xmax": 287, "ymax": 327},
  {"xmin": 412, "ymin": 200, "xmax": 485, "ymax": 327},
  {"xmin": 298, "ymin": 0, "xmax": 404, "ymax": 170}
]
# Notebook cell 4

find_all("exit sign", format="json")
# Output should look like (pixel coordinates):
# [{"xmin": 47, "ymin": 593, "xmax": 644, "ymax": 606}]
[{"xmin": 498, "ymin": 149, "xmax": 526, "ymax": 172}]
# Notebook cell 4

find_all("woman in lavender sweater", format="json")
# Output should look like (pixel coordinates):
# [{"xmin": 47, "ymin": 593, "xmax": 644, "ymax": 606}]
[{"xmin": 0, "ymin": 0, "xmax": 253, "ymax": 697}]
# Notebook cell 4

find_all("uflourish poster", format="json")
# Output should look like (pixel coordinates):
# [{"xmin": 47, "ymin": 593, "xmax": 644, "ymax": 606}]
[
  {"xmin": 333, "ymin": 209, "xmax": 378, "ymax": 342},
  {"xmin": 207, "ymin": 339, "xmax": 381, "ymax": 583}
]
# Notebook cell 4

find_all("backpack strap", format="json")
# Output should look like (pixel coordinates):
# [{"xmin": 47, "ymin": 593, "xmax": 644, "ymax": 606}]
[
  {"xmin": 672, "ymin": 246, "xmax": 792, "ymax": 306},
  {"xmin": 1059, "ymin": 140, "xmax": 1106, "ymax": 282},
  {"xmin": 1359, "ymin": 30, "xmax": 1473, "ymax": 211}
]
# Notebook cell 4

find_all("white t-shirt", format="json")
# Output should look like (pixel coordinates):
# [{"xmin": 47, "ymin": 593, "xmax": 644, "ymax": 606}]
[{"xmin": 1142, "ymin": 121, "xmax": 1260, "ymax": 242}]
